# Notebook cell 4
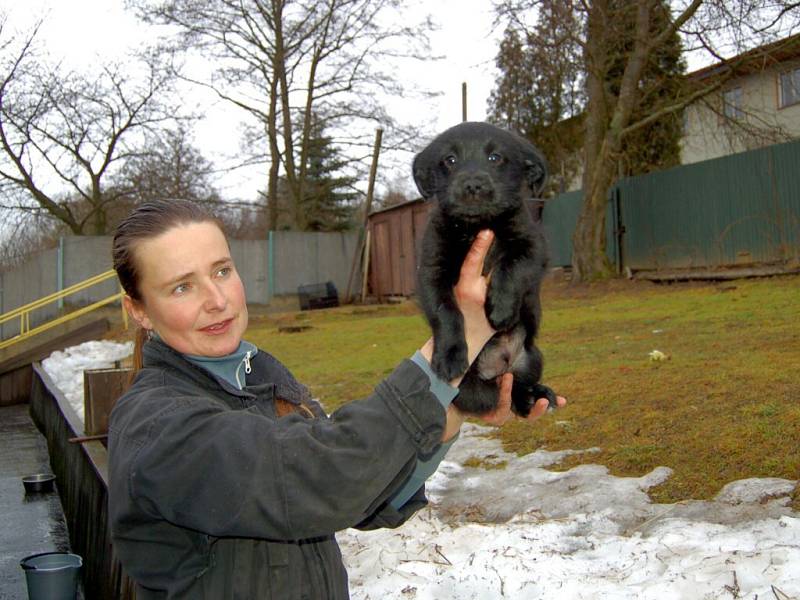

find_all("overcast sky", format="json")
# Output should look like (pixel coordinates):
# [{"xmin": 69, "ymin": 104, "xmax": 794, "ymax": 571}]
[{"xmin": 2, "ymin": 0, "xmax": 502, "ymax": 201}]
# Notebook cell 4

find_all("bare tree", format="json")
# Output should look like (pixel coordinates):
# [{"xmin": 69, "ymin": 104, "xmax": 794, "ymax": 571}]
[
  {"xmin": 128, "ymin": 0, "xmax": 438, "ymax": 231},
  {"xmin": 495, "ymin": 0, "xmax": 800, "ymax": 282},
  {"xmin": 113, "ymin": 125, "xmax": 222, "ymax": 206},
  {"xmin": 0, "ymin": 19, "xmax": 180, "ymax": 235}
]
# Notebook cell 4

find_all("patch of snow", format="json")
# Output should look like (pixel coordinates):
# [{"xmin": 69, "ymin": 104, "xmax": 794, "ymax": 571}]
[
  {"xmin": 43, "ymin": 341, "xmax": 800, "ymax": 599},
  {"xmin": 340, "ymin": 424, "xmax": 799, "ymax": 600},
  {"xmin": 41, "ymin": 340, "xmax": 133, "ymax": 421}
]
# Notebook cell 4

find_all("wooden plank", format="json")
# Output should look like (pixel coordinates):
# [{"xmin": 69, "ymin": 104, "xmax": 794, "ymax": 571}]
[{"xmin": 84, "ymin": 368, "xmax": 133, "ymax": 436}]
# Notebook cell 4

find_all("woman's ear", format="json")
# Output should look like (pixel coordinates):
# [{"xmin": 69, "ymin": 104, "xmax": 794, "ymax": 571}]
[{"xmin": 123, "ymin": 295, "xmax": 153, "ymax": 331}]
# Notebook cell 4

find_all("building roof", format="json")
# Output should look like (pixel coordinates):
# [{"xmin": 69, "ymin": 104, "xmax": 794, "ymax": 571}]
[{"xmin": 688, "ymin": 33, "xmax": 800, "ymax": 81}]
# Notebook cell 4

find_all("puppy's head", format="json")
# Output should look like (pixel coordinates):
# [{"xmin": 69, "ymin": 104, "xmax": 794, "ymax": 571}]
[{"xmin": 413, "ymin": 122, "xmax": 547, "ymax": 223}]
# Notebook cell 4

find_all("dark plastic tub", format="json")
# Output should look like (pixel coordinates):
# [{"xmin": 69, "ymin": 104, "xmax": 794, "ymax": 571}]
[{"xmin": 20, "ymin": 552, "xmax": 82, "ymax": 600}]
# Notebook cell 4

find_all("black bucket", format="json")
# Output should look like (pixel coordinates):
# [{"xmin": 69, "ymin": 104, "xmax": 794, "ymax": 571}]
[{"xmin": 20, "ymin": 552, "xmax": 82, "ymax": 600}]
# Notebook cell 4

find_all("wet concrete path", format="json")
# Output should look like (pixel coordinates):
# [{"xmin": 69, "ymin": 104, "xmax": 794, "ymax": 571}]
[{"xmin": 0, "ymin": 403, "xmax": 80, "ymax": 600}]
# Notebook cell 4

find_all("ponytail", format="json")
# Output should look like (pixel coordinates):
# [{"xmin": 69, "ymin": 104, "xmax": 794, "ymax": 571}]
[{"xmin": 128, "ymin": 326, "xmax": 149, "ymax": 385}]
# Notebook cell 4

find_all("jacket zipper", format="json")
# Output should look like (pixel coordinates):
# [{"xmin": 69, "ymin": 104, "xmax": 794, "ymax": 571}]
[{"xmin": 236, "ymin": 351, "xmax": 253, "ymax": 389}]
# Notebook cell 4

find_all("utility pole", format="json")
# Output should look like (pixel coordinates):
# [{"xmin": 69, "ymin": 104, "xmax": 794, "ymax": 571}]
[
  {"xmin": 344, "ymin": 127, "xmax": 383, "ymax": 303},
  {"xmin": 462, "ymin": 82, "xmax": 468, "ymax": 122}
]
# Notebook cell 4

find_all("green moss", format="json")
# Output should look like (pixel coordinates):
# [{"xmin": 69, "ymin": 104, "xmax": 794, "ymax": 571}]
[{"xmin": 463, "ymin": 456, "xmax": 509, "ymax": 470}]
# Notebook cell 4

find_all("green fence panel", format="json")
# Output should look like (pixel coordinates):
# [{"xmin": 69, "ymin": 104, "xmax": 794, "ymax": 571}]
[
  {"xmin": 547, "ymin": 139, "xmax": 800, "ymax": 271},
  {"xmin": 542, "ymin": 191, "xmax": 582, "ymax": 268},
  {"xmin": 542, "ymin": 191, "xmax": 617, "ymax": 269},
  {"xmin": 762, "ymin": 140, "xmax": 800, "ymax": 260},
  {"xmin": 618, "ymin": 142, "xmax": 797, "ymax": 270}
]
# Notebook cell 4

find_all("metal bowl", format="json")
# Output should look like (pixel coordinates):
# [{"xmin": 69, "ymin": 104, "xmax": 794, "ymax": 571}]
[{"xmin": 22, "ymin": 474, "xmax": 56, "ymax": 494}]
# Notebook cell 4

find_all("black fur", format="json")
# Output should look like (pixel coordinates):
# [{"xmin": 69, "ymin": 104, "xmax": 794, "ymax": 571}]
[{"xmin": 414, "ymin": 122, "xmax": 557, "ymax": 417}]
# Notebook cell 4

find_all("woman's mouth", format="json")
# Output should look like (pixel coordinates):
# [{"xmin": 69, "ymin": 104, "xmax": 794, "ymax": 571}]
[{"xmin": 199, "ymin": 318, "xmax": 234, "ymax": 335}]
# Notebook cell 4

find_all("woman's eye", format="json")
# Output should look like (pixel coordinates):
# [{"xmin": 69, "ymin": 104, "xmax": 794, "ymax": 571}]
[
  {"xmin": 444, "ymin": 155, "xmax": 457, "ymax": 167},
  {"xmin": 488, "ymin": 152, "xmax": 502, "ymax": 163},
  {"xmin": 216, "ymin": 266, "xmax": 231, "ymax": 278},
  {"xmin": 173, "ymin": 283, "xmax": 190, "ymax": 295}
]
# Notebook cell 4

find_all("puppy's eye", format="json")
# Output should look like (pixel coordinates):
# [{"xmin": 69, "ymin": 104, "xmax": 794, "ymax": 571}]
[
  {"xmin": 443, "ymin": 155, "xmax": 457, "ymax": 168},
  {"xmin": 488, "ymin": 152, "xmax": 503, "ymax": 163}
]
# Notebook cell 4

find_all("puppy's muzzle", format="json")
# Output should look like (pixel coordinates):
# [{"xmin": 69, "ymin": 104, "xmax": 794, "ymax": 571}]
[{"xmin": 452, "ymin": 172, "xmax": 494, "ymax": 203}]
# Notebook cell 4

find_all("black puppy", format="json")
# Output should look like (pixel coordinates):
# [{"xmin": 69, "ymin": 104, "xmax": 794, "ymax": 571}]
[{"xmin": 414, "ymin": 121, "xmax": 557, "ymax": 416}]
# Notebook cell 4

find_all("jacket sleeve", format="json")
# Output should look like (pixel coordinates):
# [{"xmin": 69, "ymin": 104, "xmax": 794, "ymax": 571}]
[{"xmin": 127, "ymin": 359, "xmax": 446, "ymax": 541}]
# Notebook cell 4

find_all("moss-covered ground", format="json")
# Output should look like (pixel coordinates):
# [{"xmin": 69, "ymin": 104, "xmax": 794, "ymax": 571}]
[{"xmin": 114, "ymin": 274, "xmax": 800, "ymax": 506}]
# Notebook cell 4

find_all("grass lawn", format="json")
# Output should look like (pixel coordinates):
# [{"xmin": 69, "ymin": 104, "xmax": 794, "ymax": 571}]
[{"xmin": 220, "ymin": 274, "xmax": 800, "ymax": 507}]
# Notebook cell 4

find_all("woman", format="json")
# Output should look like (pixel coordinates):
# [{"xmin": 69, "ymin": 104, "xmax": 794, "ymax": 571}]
[{"xmin": 108, "ymin": 199, "xmax": 564, "ymax": 599}]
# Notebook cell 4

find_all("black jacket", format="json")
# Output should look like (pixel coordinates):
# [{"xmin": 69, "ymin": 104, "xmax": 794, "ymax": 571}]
[{"xmin": 108, "ymin": 339, "xmax": 446, "ymax": 599}]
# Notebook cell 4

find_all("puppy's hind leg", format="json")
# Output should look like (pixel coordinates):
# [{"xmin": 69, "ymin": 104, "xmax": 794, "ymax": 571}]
[
  {"xmin": 454, "ymin": 367, "xmax": 501, "ymax": 415},
  {"xmin": 510, "ymin": 346, "xmax": 557, "ymax": 417}
]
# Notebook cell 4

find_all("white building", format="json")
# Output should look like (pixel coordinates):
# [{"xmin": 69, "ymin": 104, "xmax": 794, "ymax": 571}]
[{"xmin": 681, "ymin": 34, "xmax": 800, "ymax": 165}]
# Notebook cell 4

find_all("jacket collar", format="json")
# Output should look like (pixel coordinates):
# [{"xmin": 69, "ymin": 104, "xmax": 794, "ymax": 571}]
[
  {"xmin": 141, "ymin": 337, "xmax": 311, "ymax": 408},
  {"xmin": 142, "ymin": 337, "xmax": 257, "ymax": 399}
]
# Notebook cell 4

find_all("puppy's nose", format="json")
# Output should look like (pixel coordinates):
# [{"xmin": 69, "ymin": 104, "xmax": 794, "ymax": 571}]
[
  {"xmin": 458, "ymin": 174, "xmax": 493, "ymax": 199},
  {"xmin": 463, "ymin": 176, "xmax": 485, "ymax": 196}
]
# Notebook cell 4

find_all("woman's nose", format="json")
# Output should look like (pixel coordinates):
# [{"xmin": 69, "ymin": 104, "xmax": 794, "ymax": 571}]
[{"xmin": 203, "ymin": 282, "xmax": 228, "ymax": 311}]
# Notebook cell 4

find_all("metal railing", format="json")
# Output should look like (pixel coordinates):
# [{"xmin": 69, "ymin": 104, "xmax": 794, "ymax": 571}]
[{"xmin": 0, "ymin": 269, "xmax": 128, "ymax": 351}]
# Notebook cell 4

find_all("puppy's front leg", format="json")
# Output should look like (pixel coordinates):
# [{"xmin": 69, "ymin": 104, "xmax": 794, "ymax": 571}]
[
  {"xmin": 430, "ymin": 292, "xmax": 469, "ymax": 381},
  {"xmin": 417, "ymin": 216, "xmax": 471, "ymax": 381},
  {"xmin": 418, "ymin": 266, "xmax": 468, "ymax": 379}
]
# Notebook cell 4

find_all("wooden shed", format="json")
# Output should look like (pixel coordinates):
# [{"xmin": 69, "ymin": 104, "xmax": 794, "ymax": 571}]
[
  {"xmin": 366, "ymin": 197, "xmax": 545, "ymax": 300},
  {"xmin": 367, "ymin": 198, "xmax": 431, "ymax": 298}
]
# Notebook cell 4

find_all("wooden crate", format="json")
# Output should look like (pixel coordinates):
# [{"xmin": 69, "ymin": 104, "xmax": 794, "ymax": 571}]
[{"xmin": 83, "ymin": 368, "xmax": 132, "ymax": 436}]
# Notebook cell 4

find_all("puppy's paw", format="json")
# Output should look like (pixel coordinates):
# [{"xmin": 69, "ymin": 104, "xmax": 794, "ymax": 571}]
[
  {"xmin": 431, "ymin": 341, "xmax": 469, "ymax": 381},
  {"xmin": 485, "ymin": 294, "xmax": 519, "ymax": 331},
  {"xmin": 511, "ymin": 383, "xmax": 558, "ymax": 417}
]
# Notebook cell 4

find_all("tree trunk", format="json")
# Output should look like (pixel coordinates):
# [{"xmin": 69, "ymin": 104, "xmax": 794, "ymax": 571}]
[
  {"xmin": 572, "ymin": 0, "xmax": 614, "ymax": 281},
  {"xmin": 270, "ymin": 0, "xmax": 303, "ymax": 230},
  {"xmin": 571, "ymin": 1, "xmax": 653, "ymax": 282},
  {"xmin": 572, "ymin": 140, "xmax": 617, "ymax": 281}
]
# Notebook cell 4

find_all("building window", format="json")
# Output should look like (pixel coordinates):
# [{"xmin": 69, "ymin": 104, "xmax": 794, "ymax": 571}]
[
  {"xmin": 722, "ymin": 87, "xmax": 744, "ymax": 119},
  {"xmin": 779, "ymin": 68, "xmax": 800, "ymax": 108}
]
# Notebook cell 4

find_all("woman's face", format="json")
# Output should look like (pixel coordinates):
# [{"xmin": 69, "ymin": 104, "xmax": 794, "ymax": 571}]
[{"xmin": 125, "ymin": 221, "xmax": 249, "ymax": 357}]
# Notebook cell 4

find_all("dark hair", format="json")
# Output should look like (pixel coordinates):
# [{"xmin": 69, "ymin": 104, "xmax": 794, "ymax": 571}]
[
  {"xmin": 113, "ymin": 199, "xmax": 222, "ymax": 301},
  {"xmin": 112, "ymin": 200, "xmax": 224, "ymax": 370}
]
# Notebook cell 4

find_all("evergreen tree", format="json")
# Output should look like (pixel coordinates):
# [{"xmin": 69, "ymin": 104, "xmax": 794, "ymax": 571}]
[
  {"xmin": 488, "ymin": 2, "xmax": 584, "ymax": 194},
  {"xmin": 301, "ymin": 118, "xmax": 359, "ymax": 232},
  {"xmin": 488, "ymin": 0, "xmax": 684, "ymax": 189}
]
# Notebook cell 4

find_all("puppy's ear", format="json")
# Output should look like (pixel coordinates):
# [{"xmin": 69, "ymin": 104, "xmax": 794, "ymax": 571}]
[
  {"xmin": 524, "ymin": 153, "xmax": 548, "ymax": 197},
  {"xmin": 412, "ymin": 151, "xmax": 435, "ymax": 200}
]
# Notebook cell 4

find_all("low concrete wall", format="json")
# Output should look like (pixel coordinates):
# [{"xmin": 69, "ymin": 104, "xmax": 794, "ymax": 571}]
[{"xmin": 30, "ymin": 364, "xmax": 136, "ymax": 600}]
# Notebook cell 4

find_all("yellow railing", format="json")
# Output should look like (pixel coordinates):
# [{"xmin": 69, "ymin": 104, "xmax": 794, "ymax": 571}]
[{"xmin": 0, "ymin": 269, "xmax": 128, "ymax": 351}]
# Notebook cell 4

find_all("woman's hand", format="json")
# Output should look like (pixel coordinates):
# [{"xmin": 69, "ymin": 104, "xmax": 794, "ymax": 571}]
[
  {"xmin": 452, "ymin": 229, "xmax": 497, "ymax": 367},
  {"xmin": 420, "ymin": 229, "xmax": 497, "ymax": 387}
]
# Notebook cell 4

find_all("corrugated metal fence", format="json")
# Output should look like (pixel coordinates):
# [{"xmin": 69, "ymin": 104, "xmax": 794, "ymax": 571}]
[
  {"xmin": 543, "ymin": 138, "xmax": 800, "ymax": 270},
  {"xmin": 1, "ymin": 231, "xmax": 359, "ymax": 341}
]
